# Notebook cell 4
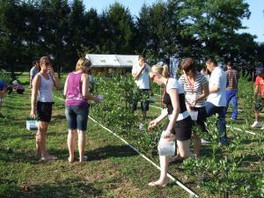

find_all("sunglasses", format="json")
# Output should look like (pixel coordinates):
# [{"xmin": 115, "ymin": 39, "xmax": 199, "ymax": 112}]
[{"xmin": 44, "ymin": 62, "xmax": 50, "ymax": 66}]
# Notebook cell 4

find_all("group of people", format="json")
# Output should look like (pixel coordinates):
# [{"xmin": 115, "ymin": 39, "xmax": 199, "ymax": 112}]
[
  {"xmin": 1, "ymin": 53, "xmax": 263, "ymax": 187},
  {"xmin": 30, "ymin": 56, "xmax": 101, "ymax": 162},
  {"xmin": 131, "ymin": 55, "xmax": 243, "ymax": 187}
]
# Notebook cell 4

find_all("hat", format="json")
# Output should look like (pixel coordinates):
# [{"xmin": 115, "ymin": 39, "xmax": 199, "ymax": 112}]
[{"xmin": 256, "ymin": 67, "xmax": 264, "ymax": 76}]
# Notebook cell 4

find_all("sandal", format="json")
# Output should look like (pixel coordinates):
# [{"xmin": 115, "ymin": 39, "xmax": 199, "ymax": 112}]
[{"xmin": 148, "ymin": 181, "xmax": 167, "ymax": 187}]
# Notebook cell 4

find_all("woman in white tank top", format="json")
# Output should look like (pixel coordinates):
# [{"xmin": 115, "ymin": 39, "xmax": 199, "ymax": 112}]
[{"xmin": 30, "ymin": 56, "xmax": 60, "ymax": 161}]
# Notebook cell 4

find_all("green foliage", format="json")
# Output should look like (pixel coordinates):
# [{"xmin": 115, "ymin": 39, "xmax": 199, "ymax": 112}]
[{"xmin": 0, "ymin": 71, "xmax": 12, "ymax": 83}]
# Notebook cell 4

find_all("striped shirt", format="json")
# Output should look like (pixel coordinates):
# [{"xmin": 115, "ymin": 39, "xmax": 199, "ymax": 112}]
[{"xmin": 178, "ymin": 72, "xmax": 208, "ymax": 107}]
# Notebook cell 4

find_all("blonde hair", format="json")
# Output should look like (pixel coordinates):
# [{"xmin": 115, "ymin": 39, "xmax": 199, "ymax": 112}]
[
  {"xmin": 75, "ymin": 57, "xmax": 91, "ymax": 71},
  {"xmin": 150, "ymin": 64, "xmax": 169, "ymax": 78}
]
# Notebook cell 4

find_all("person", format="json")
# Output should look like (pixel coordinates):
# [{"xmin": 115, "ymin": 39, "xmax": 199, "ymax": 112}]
[
  {"xmin": 147, "ymin": 64, "xmax": 193, "ymax": 187},
  {"xmin": 0, "ymin": 80, "xmax": 8, "ymax": 118},
  {"xmin": 131, "ymin": 55, "xmax": 151, "ymax": 130},
  {"xmin": 251, "ymin": 67, "xmax": 264, "ymax": 128},
  {"xmin": 30, "ymin": 56, "xmax": 60, "ymax": 161},
  {"xmin": 64, "ymin": 57, "xmax": 101, "ymax": 163},
  {"xmin": 29, "ymin": 60, "xmax": 40, "ymax": 89},
  {"xmin": 225, "ymin": 61, "xmax": 239, "ymax": 120},
  {"xmin": 205, "ymin": 58, "xmax": 228, "ymax": 145},
  {"xmin": 12, "ymin": 80, "xmax": 25, "ymax": 94},
  {"xmin": 178, "ymin": 58, "xmax": 209, "ymax": 157}
]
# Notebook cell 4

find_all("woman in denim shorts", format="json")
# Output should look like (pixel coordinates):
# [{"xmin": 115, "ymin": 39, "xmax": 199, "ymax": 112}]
[{"xmin": 64, "ymin": 57, "xmax": 101, "ymax": 162}]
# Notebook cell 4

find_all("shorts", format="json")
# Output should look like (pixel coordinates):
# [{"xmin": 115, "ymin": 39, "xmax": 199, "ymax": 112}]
[
  {"xmin": 65, "ymin": 104, "xmax": 89, "ymax": 131},
  {"xmin": 37, "ymin": 101, "xmax": 53, "ymax": 122},
  {"xmin": 193, "ymin": 106, "xmax": 207, "ymax": 123},
  {"xmin": 130, "ymin": 89, "xmax": 150, "ymax": 111},
  {"xmin": 254, "ymin": 97, "xmax": 264, "ymax": 112},
  {"xmin": 164, "ymin": 116, "xmax": 192, "ymax": 141}
]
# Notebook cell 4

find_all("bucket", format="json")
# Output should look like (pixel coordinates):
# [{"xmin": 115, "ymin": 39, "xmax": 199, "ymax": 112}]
[{"xmin": 158, "ymin": 138, "xmax": 175, "ymax": 156}]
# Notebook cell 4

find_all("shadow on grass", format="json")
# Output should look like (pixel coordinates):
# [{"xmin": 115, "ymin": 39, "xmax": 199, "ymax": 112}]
[
  {"xmin": 0, "ymin": 145, "xmax": 138, "ymax": 164},
  {"xmin": 1, "ymin": 178, "xmax": 103, "ymax": 198},
  {"xmin": 87, "ymin": 145, "xmax": 138, "ymax": 161}
]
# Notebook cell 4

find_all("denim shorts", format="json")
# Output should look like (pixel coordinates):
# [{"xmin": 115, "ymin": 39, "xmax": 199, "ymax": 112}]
[
  {"xmin": 65, "ymin": 104, "xmax": 89, "ymax": 131},
  {"xmin": 37, "ymin": 101, "xmax": 53, "ymax": 122}
]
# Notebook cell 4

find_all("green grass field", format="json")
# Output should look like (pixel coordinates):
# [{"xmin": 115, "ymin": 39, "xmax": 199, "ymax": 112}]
[{"xmin": 0, "ymin": 72, "xmax": 263, "ymax": 197}]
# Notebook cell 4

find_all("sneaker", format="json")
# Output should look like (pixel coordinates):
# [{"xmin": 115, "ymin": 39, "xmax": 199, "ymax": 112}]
[
  {"xmin": 139, "ymin": 123, "xmax": 145, "ymax": 131},
  {"xmin": 201, "ymin": 138, "xmax": 211, "ymax": 144},
  {"xmin": 251, "ymin": 121, "xmax": 262, "ymax": 128}
]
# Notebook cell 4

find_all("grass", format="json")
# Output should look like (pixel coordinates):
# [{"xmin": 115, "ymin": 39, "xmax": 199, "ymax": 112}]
[
  {"xmin": 0, "ymin": 73, "xmax": 190, "ymax": 198},
  {"xmin": 0, "ymin": 72, "xmax": 263, "ymax": 197}
]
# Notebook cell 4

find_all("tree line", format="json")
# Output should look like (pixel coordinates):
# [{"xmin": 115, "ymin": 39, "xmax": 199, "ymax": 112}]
[{"xmin": 0, "ymin": 0, "xmax": 263, "ymax": 78}]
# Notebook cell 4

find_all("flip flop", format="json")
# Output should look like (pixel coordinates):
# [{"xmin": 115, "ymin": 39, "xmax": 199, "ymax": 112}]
[{"xmin": 148, "ymin": 181, "xmax": 167, "ymax": 187}]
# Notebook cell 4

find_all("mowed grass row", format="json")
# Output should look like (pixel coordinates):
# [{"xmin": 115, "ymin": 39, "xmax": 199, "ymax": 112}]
[{"xmin": 0, "ymin": 77, "xmax": 190, "ymax": 197}]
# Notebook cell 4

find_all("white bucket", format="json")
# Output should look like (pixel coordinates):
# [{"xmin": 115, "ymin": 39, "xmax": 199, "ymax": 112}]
[
  {"xmin": 26, "ymin": 120, "xmax": 38, "ymax": 131},
  {"xmin": 158, "ymin": 138, "xmax": 175, "ymax": 156},
  {"xmin": 188, "ymin": 110, "xmax": 198, "ymax": 121}
]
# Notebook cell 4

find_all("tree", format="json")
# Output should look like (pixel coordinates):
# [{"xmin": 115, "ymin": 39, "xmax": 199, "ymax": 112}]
[
  {"xmin": 101, "ymin": 2, "xmax": 136, "ymax": 54},
  {"xmin": 38, "ymin": 0, "xmax": 71, "ymax": 77},
  {"xmin": 175, "ymin": 0, "xmax": 251, "ymax": 61}
]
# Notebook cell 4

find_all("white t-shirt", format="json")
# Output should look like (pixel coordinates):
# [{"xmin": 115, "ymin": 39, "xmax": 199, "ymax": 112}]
[
  {"xmin": 132, "ymin": 64, "xmax": 150, "ymax": 89},
  {"xmin": 207, "ymin": 67, "xmax": 226, "ymax": 107}
]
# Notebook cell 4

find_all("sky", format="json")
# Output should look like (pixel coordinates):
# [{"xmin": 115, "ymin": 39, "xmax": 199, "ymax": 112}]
[{"xmin": 83, "ymin": 0, "xmax": 264, "ymax": 43}]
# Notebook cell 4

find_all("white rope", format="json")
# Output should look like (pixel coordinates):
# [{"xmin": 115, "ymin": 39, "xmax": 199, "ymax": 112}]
[{"xmin": 54, "ymin": 95, "xmax": 198, "ymax": 197}]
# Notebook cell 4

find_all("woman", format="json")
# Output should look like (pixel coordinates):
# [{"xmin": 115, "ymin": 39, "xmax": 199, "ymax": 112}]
[
  {"xmin": 30, "ymin": 56, "xmax": 60, "ymax": 161},
  {"xmin": 148, "ymin": 64, "xmax": 193, "ymax": 187},
  {"xmin": 178, "ymin": 58, "xmax": 209, "ymax": 157},
  {"xmin": 64, "ymin": 57, "xmax": 101, "ymax": 163}
]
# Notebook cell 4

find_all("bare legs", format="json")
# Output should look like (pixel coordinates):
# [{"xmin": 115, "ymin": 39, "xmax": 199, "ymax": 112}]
[
  {"xmin": 78, "ymin": 131, "xmax": 86, "ymax": 162},
  {"xmin": 36, "ymin": 121, "xmax": 56, "ymax": 160},
  {"xmin": 67, "ymin": 129, "xmax": 86, "ymax": 162},
  {"xmin": 67, "ymin": 130, "xmax": 77, "ymax": 162},
  {"xmin": 149, "ymin": 139, "xmax": 192, "ymax": 187},
  {"xmin": 148, "ymin": 155, "xmax": 169, "ymax": 187}
]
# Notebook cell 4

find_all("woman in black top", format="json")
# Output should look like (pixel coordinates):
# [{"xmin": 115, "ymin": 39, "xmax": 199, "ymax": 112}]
[{"xmin": 148, "ymin": 64, "xmax": 193, "ymax": 187}]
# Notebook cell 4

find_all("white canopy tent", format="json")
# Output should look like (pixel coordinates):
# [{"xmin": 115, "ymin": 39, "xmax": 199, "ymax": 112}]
[{"xmin": 85, "ymin": 54, "xmax": 139, "ymax": 68}]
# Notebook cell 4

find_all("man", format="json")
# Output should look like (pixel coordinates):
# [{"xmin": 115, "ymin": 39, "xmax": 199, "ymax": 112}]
[
  {"xmin": 29, "ymin": 60, "xmax": 39, "ymax": 89},
  {"xmin": 225, "ymin": 61, "xmax": 239, "ymax": 120},
  {"xmin": 205, "ymin": 58, "xmax": 228, "ymax": 145},
  {"xmin": 131, "ymin": 55, "xmax": 151, "ymax": 130}
]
